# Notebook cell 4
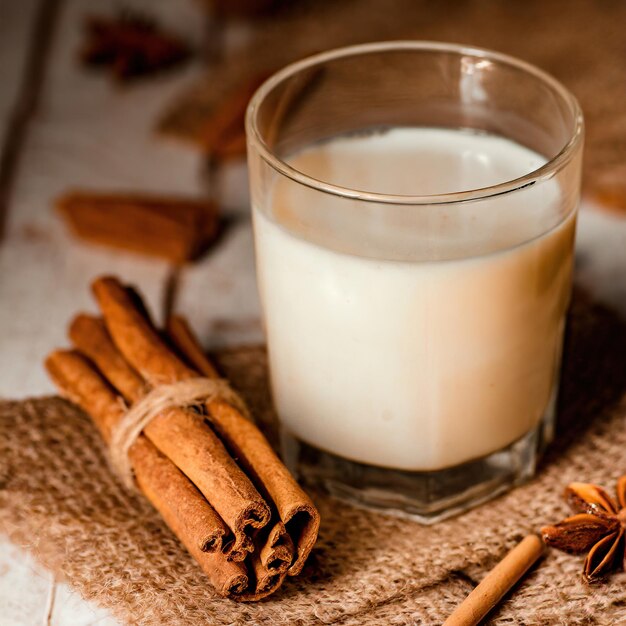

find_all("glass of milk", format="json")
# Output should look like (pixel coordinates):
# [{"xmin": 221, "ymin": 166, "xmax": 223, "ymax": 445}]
[{"xmin": 246, "ymin": 42, "xmax": 583, "ymax": 522}]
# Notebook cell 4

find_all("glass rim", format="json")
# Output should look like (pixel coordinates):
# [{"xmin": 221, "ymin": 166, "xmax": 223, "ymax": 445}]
[{"xmin": 245, "ymin": 40, "xmax": 584, "ymax": 206}]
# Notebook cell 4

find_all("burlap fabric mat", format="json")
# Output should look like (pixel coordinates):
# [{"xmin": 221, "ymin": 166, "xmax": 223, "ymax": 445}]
[{"xmin": 1, "ymin": 291, "xmax": 625, "ymax": 625}]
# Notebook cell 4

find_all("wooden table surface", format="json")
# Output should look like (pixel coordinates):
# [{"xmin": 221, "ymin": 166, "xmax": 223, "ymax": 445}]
[{"xmin": 1, "ymin": 1, "xmax": 625, "ymax": 624}]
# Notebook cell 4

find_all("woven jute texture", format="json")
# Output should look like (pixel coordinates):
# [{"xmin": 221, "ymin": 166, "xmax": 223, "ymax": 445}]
[{"xmin": 1, "ymin": 291, "xmax": 625, "ymax": 625}]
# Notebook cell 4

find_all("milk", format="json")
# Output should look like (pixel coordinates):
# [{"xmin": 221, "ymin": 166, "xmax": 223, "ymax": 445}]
[{"xmin": 253, "ymin": 128, "xmax": 576, "ymax": 471}]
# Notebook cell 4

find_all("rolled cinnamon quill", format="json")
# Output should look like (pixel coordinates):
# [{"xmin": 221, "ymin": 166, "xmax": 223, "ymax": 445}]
[
  {"xmin": 45, "ymin": 274, "xmax": 319, "ymax": 600},
  {"xmin": 212, "ymin": 130, "xmax": 248, "ymax": 162},
  {"xmin": 197, "ymin": 73, "xmax": 268, "ymax": 157},
  {"xmin": 44, "ymin": 350, "xmax": 246, "ymax": 595},
  {"xmin": 255, "ymin": 517, "xmax": 293, "ymax": 576},
  {"xmin": 69, "ymin": 304, "xmax": 270, "ymax": 560},
  {"xmin": 166, "ymin": 315, "xmax": 320, "ymax": 576},
  {"xmin": 443, "ymin": 534, "xmax": 545, "ymax": 626},
  {"xmin": 67, "ymin": 314, "xmax": 230, "ymax": 554},
  {"xmin": 56, "ymin": 191, "xmax": 219, "ymax": 263}
]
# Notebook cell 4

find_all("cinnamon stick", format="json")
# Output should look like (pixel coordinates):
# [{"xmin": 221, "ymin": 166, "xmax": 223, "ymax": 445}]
[
  {"xmin": 164, "ymin": 315, "xmax": 219, "ymax": 379},
  {"xmin": 443, "ymin": 534, "xmax": 545, "ymax": 626},
  {"xmin": 590, "ymin": 183, "xmax": 626, "ymax": 216},
  {"xmin": 257, "ymin": 520, "xmax": 294, "ymax": 575},
  {"xmin": 45, "ymin": 349, "xmax": 290, "ymax": 599},
  {"xmin": 91, "ymin": 277, "xmax": 271, "ymax": 557},
  {"xmin": 68, "ymin": 314, "xmax": 233, "ymax": 554},
  {"xmin": 45, "ymin": 351, "xmax": 237, "ymax": 572},
  {"xmin": 239, "ymin": 552, "xmax": 287, "ymax": 602},
  {"xmin": 46, "ymin": 275, "xmax": 320, "ymax": 599},
  {"xmin": 131, "ymin": 436, "xmax": 248, "ymax": 593},
  {"xmin": 166, "ymin": 314, "xmax": 320, "ymax": 575},
  {"xmin": 69, "ymin": 314, "xmax": 146, "ymax": 402},
  {"xmin": 166, "ymin": 317, "xmax": 295, "ymax": 574},
  {"xmin": 56, "ymin": 191, "xmax": 219, "ymax": 263},
  {"xmin": 212, "ymin": 131, "xmax": 247, "ymax": 162},
  {"xmin": 93, "ymin": 277, "xmax": 196, "ymax": 383},
  {"xmin": 196, "ymin": 73, "xmax": 268, "ymax": 155},
  {"xmin": 144, "ymin": 408, "xmax": 264, "ymax": 558}
]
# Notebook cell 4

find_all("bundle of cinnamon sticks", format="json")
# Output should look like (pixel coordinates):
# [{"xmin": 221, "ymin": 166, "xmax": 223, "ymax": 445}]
[{"xmin": 45, "ymin": 276, "xmax": 319, "ymax": 600}]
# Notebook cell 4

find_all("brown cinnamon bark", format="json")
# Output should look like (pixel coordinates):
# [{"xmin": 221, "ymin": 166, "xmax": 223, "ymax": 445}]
[
  {"xmin": 130, "ymin": 437, "xmax": 246, "ymax": 581},
  {"xmin": 213, "ymin": 131, "xmax": 247, "ymax": 162},
  {"xmin": 44, "ymin": 351, "xmax": 236, "ymax": 568},
  {"xmin": 56, "ymin": 191, "xmax": 219, "ymax": 263},
  {"xmin": 46, "ymin": 349, "xmax": 287, "ymax": 599},
  {"xmin": 68, "ymin": 314, "xmax": 234, "ymax": 554},
  {"xmin": 46, "ymin": 349, "xmax": 121, "ymax": 442},
  {"xmin": 167, "ymin": 316, "xmax": 295, "ymax": 573},
  {"xmin": 590, "ymin": 183, "xmax": 626, "ymax": 215},
  {"xmin": 69, "ymin": 314, "xmax": 146, "ymax": 403},
  {"xmin": 206, "ymin": 401, "xmax": 319, "ymax": 575},
  {"xmin": 166, "ymin": 314, "xmax": 320, "ymax": 575},
  {"xmin": 257, "ymin": 521, "xmax": 293, "ymax": 575},
  {"xmin": 69, "ymin": 311, "xmax": 267, "ymax": 559},
  {"xmin": 238, "ymin": 552, "xmax": 288, "ymax": 602},
  {"xmin": 165, "ymin": 315, "xmax": 219, "ymax": 378},
  {"xmin": 91, "ymin": 277, "xmax": 271, "ymax": 557},
  {"xmin": 196, "ymin": 73, "xmax": 268, "ymax": 154},
  {"xmin": 71, "ymin": 313, "xmax": 263, "ymax": 559},
  {"xmin": 45, "ymin": 274, "xmax": 321, "ymax": 599},
  {"xmin": 145, "ymin": 407, "xmax": 262, "ymax": 558},
  {"xmin": 93, "ymin": 277, "xmax": 196, "ymax": 382}
]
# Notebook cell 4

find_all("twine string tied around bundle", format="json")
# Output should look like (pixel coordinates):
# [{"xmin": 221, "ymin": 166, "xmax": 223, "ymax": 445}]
[{"xmin": 108, "ymin": 377, "xmax": 250, "ymax": 490}]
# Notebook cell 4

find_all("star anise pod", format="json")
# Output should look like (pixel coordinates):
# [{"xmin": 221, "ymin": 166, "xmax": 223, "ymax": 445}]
[
  {"xmin": 541, "ymin": 476, "xmax": 626, "ymax": 582},
  {"xmin": 80, "ymin": 12, "xmax": 190, "ymax": 82}
]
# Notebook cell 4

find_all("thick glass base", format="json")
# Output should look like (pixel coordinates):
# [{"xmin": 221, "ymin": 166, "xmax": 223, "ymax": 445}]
[{"xmin": 281, "ymin": 419, "xmax": 551, "ymax": 524}]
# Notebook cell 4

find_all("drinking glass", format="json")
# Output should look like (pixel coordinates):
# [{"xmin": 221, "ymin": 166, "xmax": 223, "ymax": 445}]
[{"xmin": 246, "ymin": 41, "xmax": 583, "ymax": 522}]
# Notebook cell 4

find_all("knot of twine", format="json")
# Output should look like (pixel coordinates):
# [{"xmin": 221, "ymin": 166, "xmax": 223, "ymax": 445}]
[{"xmin": 109, "ymin": 377, "xmax": 250, "ymax": 490}]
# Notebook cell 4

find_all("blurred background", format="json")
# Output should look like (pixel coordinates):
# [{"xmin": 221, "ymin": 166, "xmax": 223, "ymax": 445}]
[
  {"xmin": 1, "ymin": 0, "xmax": 625, "ymax": 406},
  {"xmin": 1, "ymin": 1, "xmax": 625, "ymax": 624}
]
